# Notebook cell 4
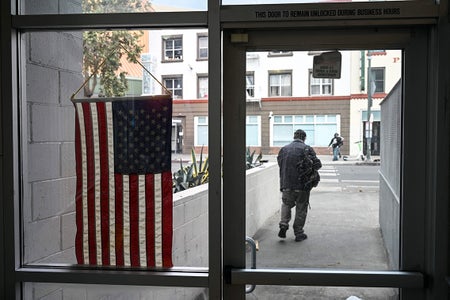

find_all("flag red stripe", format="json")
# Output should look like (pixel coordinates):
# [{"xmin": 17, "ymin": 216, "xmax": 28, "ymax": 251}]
[
  {"xmin": 74, "ymin": 108, "xmax": 84, "ymax": 264},
  {"xmin": 129, "ymin": 174, "xmax": 140, "ymax": 267},
  {"xmin": 115, "ymin": 174, "xmax": 124, "ymax": 266},
  {"xmin": 161, "ymin": 171, "xmax": 173, "ymax": 268},
  {"xmin": 96, "ymin": 102, "xmax": 110, "ymax": 265},
  {"xmin": 82, "ymin": 103, "xmax": 97, "ymax": 265},
  {"xmin": 145, "ymin": 174, "xmax": 155, "ymax": 267}
]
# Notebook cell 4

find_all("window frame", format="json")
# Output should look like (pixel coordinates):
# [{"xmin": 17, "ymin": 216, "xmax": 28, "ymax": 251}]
[
  {"xmin": 246, "ymin": 115, "xmax": 261, "ymax": 147},
  {"xmin": 162, "ymin": 75, "xmax": 183, "ymax": 99},
  {"xmin": 162, "ymin": 35, "xmax": 183, "ymax": 62},
  {"xmin": 271, "ymin": 114, "xmax": 340, "ymax": 147},
  {"xmin": 246, "ymin": 72, "xmax": 255, "ymax": 98},
  {"xmin": 309, "ymin": 70, "xmax": 334, "ymax": 96},
  {"xmin": 197, "ymin": 74, "xmax": 208, "ymax": 99},
  {"xmin": 371, "ymin": 67, "xmax": 385, "ymax": 93},
  {"xmin": 194, "ymin": 116, "xmax": 209, "ymax": 146},
  {"xmin": 197, "ymin": 34, "xmax": 208, "ymax": 60},
  {"xmin": 268, "ymin": 70, "xmax": 292, "ymax": 97},
  {"xmin": 3, "ymin": 1, "xmax": 447, "ymax": 299}
]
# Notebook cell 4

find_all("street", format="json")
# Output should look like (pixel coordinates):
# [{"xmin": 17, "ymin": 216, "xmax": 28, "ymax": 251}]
[{"xmin": 319, "ymin": 164, "xmax": 380, "ymax": 193}]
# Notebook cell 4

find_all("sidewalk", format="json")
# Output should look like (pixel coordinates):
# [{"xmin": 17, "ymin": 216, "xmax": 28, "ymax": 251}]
[
  {"xmin": 172, "ymin": 151, "xmax": 390, "ymax": 298},
  {"xmin": 246, "ymin": 155, "xmax": 393, "ymax": 300}
]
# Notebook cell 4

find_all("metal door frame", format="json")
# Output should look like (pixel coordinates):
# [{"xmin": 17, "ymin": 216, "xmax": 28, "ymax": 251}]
[{"xmin": 222, "ymin": 26, "xmax": 431, "ymax": 299}]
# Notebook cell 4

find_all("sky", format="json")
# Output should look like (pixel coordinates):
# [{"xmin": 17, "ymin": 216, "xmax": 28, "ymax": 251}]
[
  {"xmin": 152, "ymin": 0, "xmax": 207, "ymax": 10},
  {"xmin": 151, "ymin": 0, "xmax": 330, "ymax": 11}
]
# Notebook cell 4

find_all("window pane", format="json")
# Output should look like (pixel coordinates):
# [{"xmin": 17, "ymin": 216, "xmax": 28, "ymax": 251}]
[
  {"xmin": 21, "ymin": 0, "xmax": 206, "ymax": 14},
  {"xmin": 246, "ymin": 50, "xmax": 402, "ymax": 276},
  {"xmin": 270, "ymin": 86, "xmax": 280, "ymax": 96},
  {"xmin": 198, "ymin": 76, "xmax": 208, "ymax": 98},
  {"xmin": 224, "ymin": 0, "xmax": 403, "ymax": 4},
  {"xmin": 248, "ymin": 116, "xmax": 258, "ymax": 123},
  {"xmin": 311, "ymin": 85, "xmax": 320, "ymax": 95},
  {"xmin": 273, "ymin": 125, "xmax": 293, "ymax": 146},
  {"xmin": 246, "ymin": 124, "xmax": 259, "ymax": 146},
  {"xmin": 24, "ymin": 283, "xmax": 207, "ymax": 299},
  {"xmin": 316, "ymin": 124, "xmax": 337, "ymax": 146},
  {"xmin": 22, "ymin": 29, "xmax": 209, "ymax": 269},
  {"xmin": 245, "ymin": 285, "xmax": 397, "ymax": 299},
  {"xmin": 269, "ymin": 75, "xmax": 280, "ymax": 85},
  {"xmin": 197, "ymin": 125, "xmax": 208, "ymax": 145},
  {"xmin": 328, "ymin": 115, "xmax": 337, "ymax": 122},
  {"xmin": 316, "ymin": 115, "xmax": 326, "ymax": 122}
]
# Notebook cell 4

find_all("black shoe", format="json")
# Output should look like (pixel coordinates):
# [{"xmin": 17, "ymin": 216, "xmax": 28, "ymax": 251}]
[
  {"xmin": 295, "ymin": 233, "xmax": 308, "ymax": 242},
  {"xmin": 278, "ymin": 227, "xmax": 287, "ymax": 238}
]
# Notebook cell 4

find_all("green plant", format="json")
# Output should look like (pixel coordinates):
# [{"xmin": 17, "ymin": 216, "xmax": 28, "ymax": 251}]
[
  {"xmin": 173, "ymin": 147, "xmax": 264, "ymax": 193},
  {"xmin": 82, "ymin": 0, "xmax": 152, "ymax": 97},
  {"xmin": 246, "ymin": 148, "xmax": 263, "ymax": 169},
  {"xmin": 173, "ymin": 147, "xmax": 209, "ymax": 193}
]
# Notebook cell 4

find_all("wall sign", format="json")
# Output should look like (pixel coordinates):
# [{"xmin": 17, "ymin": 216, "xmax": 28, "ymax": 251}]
[
  {"xmin": 313, "ymin": 51, "xmax": 341, "ymax": 79},
  {"xmin": 254, "ymin": 7, "xmax": 401, "ymax": 19}
]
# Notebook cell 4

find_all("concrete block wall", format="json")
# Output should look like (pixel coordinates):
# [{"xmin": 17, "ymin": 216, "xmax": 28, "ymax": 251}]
[
  {"xmin": 172, "ymin": 184, "xmax": 209, "ymax": 267},
  {"xmin": 24, "ymin": 30, "xmax": 83, "ymax": 265},
  {"xmin": 246, "ymin": 163, "xmax": 280, "ymax": 236},
  {"xmin": 25, "ymin": 164, "xmax": 277, "ymax": 299}
]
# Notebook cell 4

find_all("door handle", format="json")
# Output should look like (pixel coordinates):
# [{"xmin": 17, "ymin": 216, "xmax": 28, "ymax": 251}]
[{"xmin": 245, "ymin": 236, "xmax": 257, "ymax": 293}]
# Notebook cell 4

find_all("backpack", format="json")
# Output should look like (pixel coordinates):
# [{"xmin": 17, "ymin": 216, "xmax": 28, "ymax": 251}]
[{"xmin": 297, "ymin": 146, "xmax": 321, "ymax": 191}]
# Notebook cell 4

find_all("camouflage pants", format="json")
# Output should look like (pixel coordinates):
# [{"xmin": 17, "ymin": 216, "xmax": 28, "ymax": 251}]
[{"xmin": 279, "ymin": 190, "xmax": 310, "ymax": 237}]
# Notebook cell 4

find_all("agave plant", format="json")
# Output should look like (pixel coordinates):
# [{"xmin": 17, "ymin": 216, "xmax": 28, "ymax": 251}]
[
  {"xmin": 173, "ymin": 146, "xmax": 209, "ymax": 193},
  {"xmin": 173, "ymin": 147, "xmax": 263, "ymax": 192},
  {"xmin": 246, "ymin": 148, "xmax": 263, "ymax": 170}
]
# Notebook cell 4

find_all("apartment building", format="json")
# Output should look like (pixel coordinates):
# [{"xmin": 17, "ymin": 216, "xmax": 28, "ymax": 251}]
[{"xmin": 144, "ymin": 29, "xmax": 401, "ymax": 156}]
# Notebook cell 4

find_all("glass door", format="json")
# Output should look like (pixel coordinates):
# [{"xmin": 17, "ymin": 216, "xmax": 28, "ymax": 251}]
[{"xmin": 222, "ymin": 27, "xmax": 428, "ymax": 299}]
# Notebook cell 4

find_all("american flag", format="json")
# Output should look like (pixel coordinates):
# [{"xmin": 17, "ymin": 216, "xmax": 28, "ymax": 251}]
[{"xmin": 73, "ymin": 95, "xmax": 173, "ymax": 268}]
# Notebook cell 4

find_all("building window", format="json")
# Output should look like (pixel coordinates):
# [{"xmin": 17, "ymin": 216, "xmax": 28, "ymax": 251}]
[
  {"xmin": 246, "ymin": 72, "xmax": 255, "ymax": 98},
  {"xmin": 195, "ymin": 116, "xmax": 208, "ymax": 146},
  {"xmin": 310, "ymin": 71, "xmax": 333, "ymax": 95},
  {"xmin": 246, "ymin": 116, "xmax": 261, "ymax": 146},
  {"xmin": 269, "ymin": 72, "xmax": 292, "ymax": 96},
  {"xmin": 163, "ymin": 36, "xmax": 183, "ymax": 61},
  {"xmin": 371, "ymin": 67, "xmax": 385, "ymax": 93},
  {"xmin": 272, "ymin": 114, "xmax": 340, "ymax": 147},
  {"xmin": 198, "ymin": 75, "xmax": 208, "ymax": 98},
  {"xmin": 163, "ymin": 76, "xmax": 183, "ymax": 99},
  {"xmin": 198, "ymin": 35, "xmax": 208, "ymax": 60},
  {"xmin": 268, "ymin": 51, "xmax": 293, "ymax": 57}
]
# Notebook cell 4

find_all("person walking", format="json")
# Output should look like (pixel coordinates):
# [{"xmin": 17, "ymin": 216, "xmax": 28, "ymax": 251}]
[
  {"xmin": 328, "ymin": 133, "xmax": 344, "ymax": 161},
  {"xmin": 277, "ymin": 129, "xmax": 322, "ymax": 242}
]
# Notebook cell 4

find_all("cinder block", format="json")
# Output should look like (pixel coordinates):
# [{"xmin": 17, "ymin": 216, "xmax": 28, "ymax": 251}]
[
  {"xmin": 24, "ymin": 0, "xmax": 58, "ymax": 14},
  {"xmin": 26, "ymin": 63, "xmax": 59, "ymax": 104},
  {"xmin": 59, "ymin": 0, "xmax": 83, "ymax": 14},
  {"xmin": 24, "ymin": 217, "xmax": 61, "ymax": 263},
  {"xmin": 60, "ymin": 71, "xmax": 83, "ymax": 105},
  {"xmin": 32, "ymin": 177, "xmax": 75, "ymax": 220},
  {"xmin": 30, "ymin": 104, "xmax": 74, "ymax": 142},
  {"xmin": 31, "ymin": 283, "xmax": 62, "ymax": 300},
  {"xmin": 28, "ymin": 143, "xmax": 60, "ymax": 182},
  {"xmin": 29, "ymin": 32, "xmax": 82, "ymax": 72},
  {"xmin": 61, "ymin": 142, "xmax": 76, "ymax": 177}
]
